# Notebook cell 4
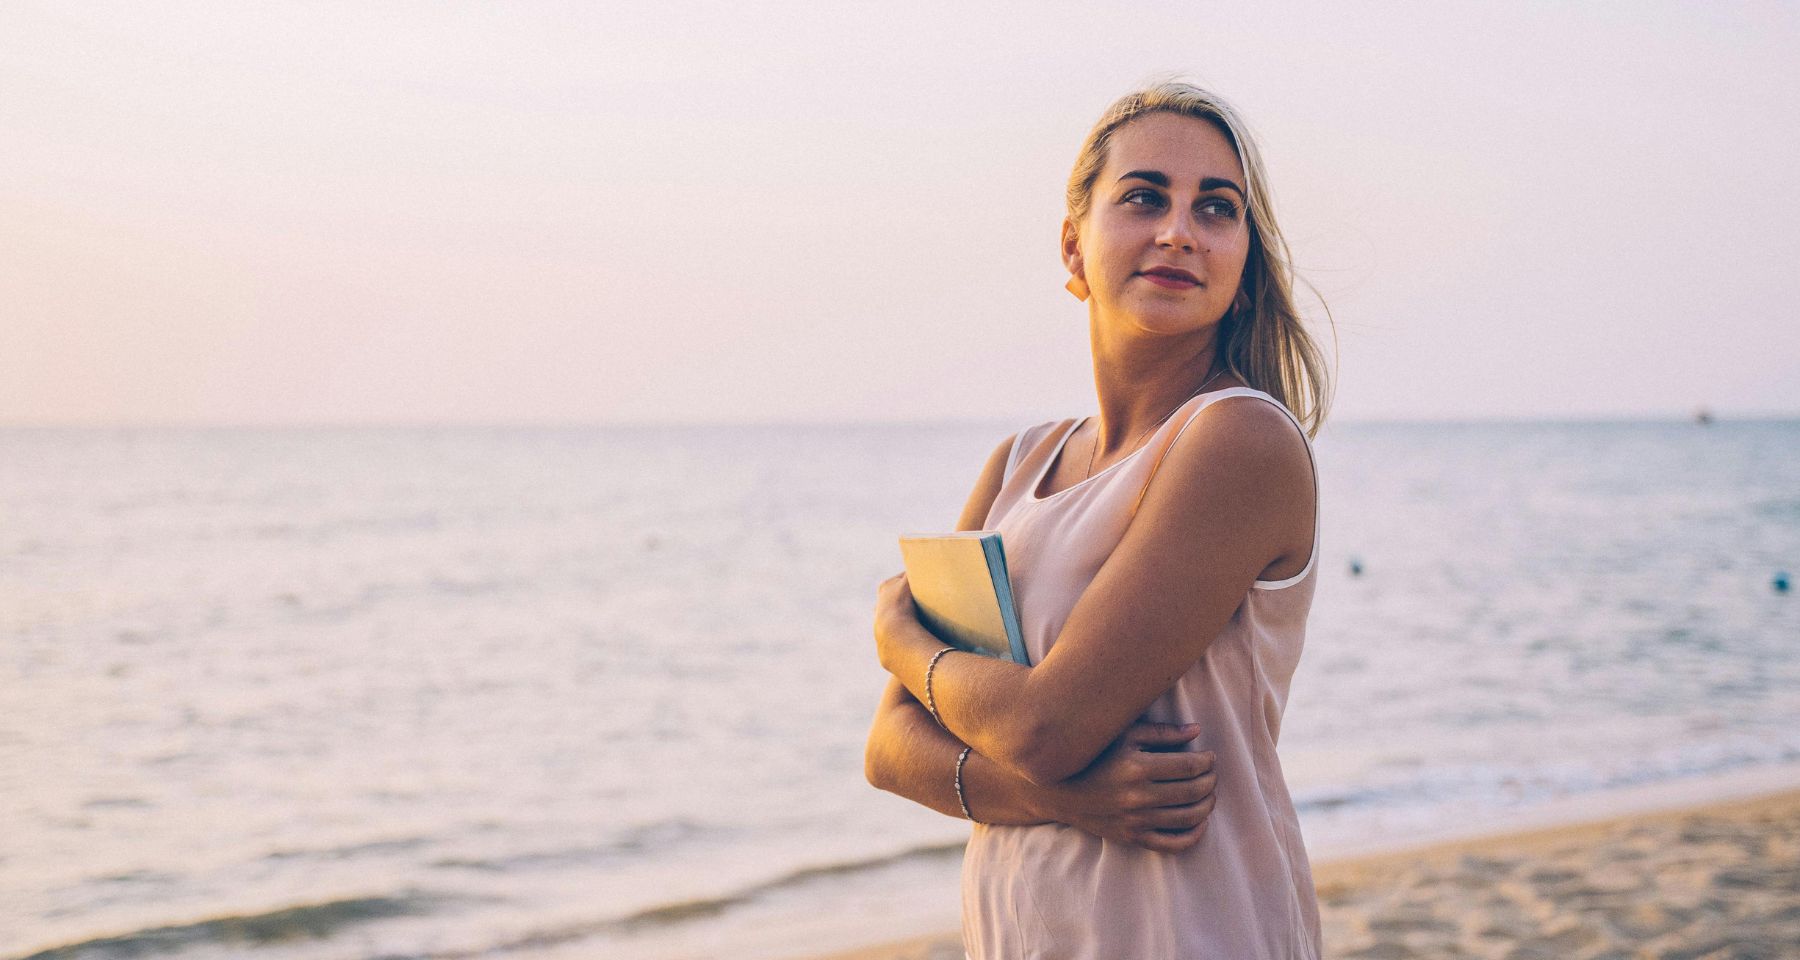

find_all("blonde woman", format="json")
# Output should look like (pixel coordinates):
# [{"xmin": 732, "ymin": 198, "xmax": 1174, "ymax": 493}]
[{"xmin": 865, "ymin": 82, "xmax": 1331, "ymax": 959}]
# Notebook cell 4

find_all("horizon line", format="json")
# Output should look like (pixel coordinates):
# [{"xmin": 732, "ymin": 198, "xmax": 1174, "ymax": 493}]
[{"xmin": 2, "ymin": 411, "xmax": 1797, "ymax": 431}]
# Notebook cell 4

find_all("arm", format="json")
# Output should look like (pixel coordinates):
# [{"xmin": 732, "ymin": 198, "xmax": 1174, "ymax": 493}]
[
  {"xmin": 876, "ymin": 398, "xmax": 1315, "ymax": 785},
  {"xmin": 865, "ymin": 675, "xmax": 1054, "ymax": 825},
  {"xmin": 867, "ymin": 674, "xmax": 1219, "ymax": 850},
  {"xmin": 865, "ymin": 435, "xmax": 1047, "ymax": 823},
  {"xmin": 862, "ymin": 432, "xmax": 1222, "ymax": 849}
]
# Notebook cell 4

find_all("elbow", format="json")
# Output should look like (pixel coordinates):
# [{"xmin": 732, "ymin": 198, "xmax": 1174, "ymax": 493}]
[
  {"xmin": 1014, "ymin": 750, "xmax": 1082, "ymax": 788},
  {"xmin": 1005, "ymin": 719, "xmax": 1088, "ymax": 787},
  {"xmin": 864, "ymin": 696, "xmax": 907, "ymax": 794},
  {"xmin": 863, "ymin": 740, "xmax": 886, "ymax": 792}
]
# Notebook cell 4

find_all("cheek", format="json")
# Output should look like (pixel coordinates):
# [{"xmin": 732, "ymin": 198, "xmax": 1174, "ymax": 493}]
[
  {"xmin": 1208, "ymin": 230, "xmax": 1252, "ymax": 280},
  {"xmin": 1081, "ymin": 216, "xmax": 1149, "ymax": 282},
  {"xmin": 1084, "ymin": 244, "xmax": 1135, "ymax": 291}
]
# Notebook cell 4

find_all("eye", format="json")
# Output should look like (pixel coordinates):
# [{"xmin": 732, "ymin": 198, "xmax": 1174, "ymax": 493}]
[
  {"xmin": 1122, "ymin": 188, "xmax": 1166, "ymax": 209},
  {"xmin": 1198, "ymin": 197, "xmax": 1241, "ymax": 219}
]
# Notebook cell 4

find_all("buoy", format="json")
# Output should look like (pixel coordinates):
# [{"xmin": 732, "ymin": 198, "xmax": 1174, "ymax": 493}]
[
  {"xmin": 1776, "ymin": 571, "xmax": 1791, "ymax": 594},
  {"xmin": 1348, "ymin": 557, "xmax": 1363, "ymax": 577}
]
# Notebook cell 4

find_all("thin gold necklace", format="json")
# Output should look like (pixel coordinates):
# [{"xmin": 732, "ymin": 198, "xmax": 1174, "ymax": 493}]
[{"xmin": 1084, "ymin": 365, "xmax": 1228, "ymax": 480}]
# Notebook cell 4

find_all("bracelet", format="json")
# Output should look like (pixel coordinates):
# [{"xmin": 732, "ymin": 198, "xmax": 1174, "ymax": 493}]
[
  {"xmin": 924, "ymin": 646, "xmax": 954, "ymax": 728},
  {"xmin": 955, "ymin": 746, "xmax": 981, "ymax": 823}
]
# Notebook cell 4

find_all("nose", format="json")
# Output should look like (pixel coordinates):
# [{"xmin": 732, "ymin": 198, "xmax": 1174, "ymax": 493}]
[{"xmin": 1155, "ymin": 210, "xmax": 1198, "ymax": 253}]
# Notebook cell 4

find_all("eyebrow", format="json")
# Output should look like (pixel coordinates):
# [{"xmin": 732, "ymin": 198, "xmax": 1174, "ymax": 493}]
[{"xmin": 1118, "ymin": 170, "xmax": 1247, "ymax": 200}]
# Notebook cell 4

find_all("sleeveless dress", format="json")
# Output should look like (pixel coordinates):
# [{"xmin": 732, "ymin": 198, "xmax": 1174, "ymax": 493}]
[{"xmin": 961, "ymin": 386, "xmax": 1322, "ymax": 960}]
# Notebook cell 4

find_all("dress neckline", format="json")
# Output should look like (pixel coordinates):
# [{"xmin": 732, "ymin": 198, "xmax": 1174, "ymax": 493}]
[
  {"xmin": 1027, "ymin": 417, "xmax": 1145, "ymax": 502},
  {"xmin": 1026, "ymin": 387, "xmax": 1263, "ymax": 503}
]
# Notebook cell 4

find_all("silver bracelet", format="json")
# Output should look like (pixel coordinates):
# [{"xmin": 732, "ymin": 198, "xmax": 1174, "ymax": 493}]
[
  {"xmin": 924, "ymin": 646, "xmax": 954, "ymax": 728},
  {"xmin": 955, "ymin": 745, "xmax": 980, "ymax": 823}
]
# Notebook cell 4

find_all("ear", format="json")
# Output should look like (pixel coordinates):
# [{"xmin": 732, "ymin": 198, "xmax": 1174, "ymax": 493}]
[
  {"xmin": 1232, "ymin": 265, "xmax": 1254, "ymax": 314},
  {"xmin": 1060, "ymin": 216, "xmax": 1084, "ymax": 279}
]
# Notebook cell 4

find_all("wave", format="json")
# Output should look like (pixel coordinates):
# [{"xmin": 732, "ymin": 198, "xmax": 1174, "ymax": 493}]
[
  {"xmin": 370, "ymin": 839, "xmax": 970, "ymax": 959},
  {"xmin": 609, "ymin": 839, "xmax": 964, "ymax": 932},
  {"xmin": 13, "ymin": 892, "xmax": 445, "ymax": 960},
  {"xmin": 263, "ymin": 834, "xmax": 434, "ymax": 863},
  {"xmin": 428, "ymin": 817, "xmax": 712, "ymax": 873},
  {"xmin": 1292, "ymin": 739, "xmax": 1800, "ymax": 820}
]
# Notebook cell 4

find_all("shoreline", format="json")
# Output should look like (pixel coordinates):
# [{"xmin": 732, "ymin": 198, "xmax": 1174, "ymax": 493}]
[{"xmin": 794, "ymin": 763, "xmax": 1800, "ymax": 960}]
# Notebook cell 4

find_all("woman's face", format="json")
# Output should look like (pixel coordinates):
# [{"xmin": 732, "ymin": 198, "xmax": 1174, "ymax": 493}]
[{"xmin": 1064, "ymin": 112, "xmax": 1251, "ymax": 338}]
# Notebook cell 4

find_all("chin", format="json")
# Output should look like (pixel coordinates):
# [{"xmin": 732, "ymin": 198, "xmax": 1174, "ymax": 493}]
[{"xmin": 1124, "ymin": 301, "xmax": 1222, "ymax": 336}]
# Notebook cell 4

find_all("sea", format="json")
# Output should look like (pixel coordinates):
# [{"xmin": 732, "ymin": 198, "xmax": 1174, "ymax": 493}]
[{"xmin": 3, "ymin": 419, "xmax": 1797, "ymax": 960}]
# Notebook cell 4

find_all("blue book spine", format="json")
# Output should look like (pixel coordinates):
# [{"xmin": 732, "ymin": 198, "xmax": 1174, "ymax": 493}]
[{"xmin": 981, "ymin": 535, "xmax": 1030, "ymax": 666}]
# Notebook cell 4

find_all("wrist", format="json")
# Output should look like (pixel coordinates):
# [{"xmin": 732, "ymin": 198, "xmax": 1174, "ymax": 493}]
[
  {"xmin": 1022, "ymin": 775, "xmax": 1064, "ymax": 823},
  {"xmin": 879, "ymin": 613, "xmax": 935, "ymax": 677},
  {"xmin": 874, "ymin": 611, "xmax": 907, "ymax": 674}
]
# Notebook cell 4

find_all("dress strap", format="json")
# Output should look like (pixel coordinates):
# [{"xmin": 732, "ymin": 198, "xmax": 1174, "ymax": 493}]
[
  {"xmin": 1005, "ymin": 418, "xmax": 1082, "ymax": 493},
  {"xmin": 1128, "ymin": 388, "xmax": 1320, "ymax": 587},
  {"xmin": 999, "ymin": 431, "xmax": 1025, "ymax": 486}
]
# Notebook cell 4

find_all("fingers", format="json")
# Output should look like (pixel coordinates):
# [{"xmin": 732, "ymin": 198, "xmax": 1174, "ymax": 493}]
[
  {"xmin": 1144, "ymin": 772, "xmax": 1216, "ymax": 808},
  {"xmin": 1135, "ymin": 820, "xmax": 1208, "ymax": 853},
  {"xmin": 1126, "ymin": 721, "xmax": 1201, "ymax": 751},
  {"xmin": 1131, "ymin": 793, "xmax": 1216, "ymax": 853},
  {"xmin": 1143, "ymin": 794, "xmax": 1216, "ymax": 831},
  {"xmin": 875, "ymin": 572, "xmax": 911, "ymax": 601},
  {"xmin": 1141, "ymin": 750, "xmax": 1216, "ymax": 782},
  {"xmin": 873, "ymin": 573, "xmax": 917, "ymax": 638}
]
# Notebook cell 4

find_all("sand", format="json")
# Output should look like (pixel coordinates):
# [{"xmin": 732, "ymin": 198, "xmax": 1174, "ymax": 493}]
[{"xmin": 798, "ymin": 788, "xmax": 1800, "ymax": 960}]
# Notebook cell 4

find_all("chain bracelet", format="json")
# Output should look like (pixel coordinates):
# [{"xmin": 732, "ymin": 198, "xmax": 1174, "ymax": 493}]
[
  {"xmin": 955, "ymin": 745, "xmax": 980, "ymax": 823},
  {"xmin": 923, "ymin": 646, "xmax": 953, "ymax": 727}
]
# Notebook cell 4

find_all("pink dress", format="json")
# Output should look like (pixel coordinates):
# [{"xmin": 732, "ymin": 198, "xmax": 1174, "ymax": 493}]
[{"xmin": 962, "ymin": 386, "xmax": 1322, "ymax": 960}]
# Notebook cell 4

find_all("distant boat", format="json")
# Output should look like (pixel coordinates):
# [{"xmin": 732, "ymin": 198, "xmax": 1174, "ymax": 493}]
[{"xmin": 1694, "ymin": 407, "xmax": 1714, "ymax": 425}]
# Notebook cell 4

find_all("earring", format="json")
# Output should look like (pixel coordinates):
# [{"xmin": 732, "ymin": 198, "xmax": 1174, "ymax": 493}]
[{"xmin": 1065, "ymin": 275, "xmax": 1090, "ymax": 302}]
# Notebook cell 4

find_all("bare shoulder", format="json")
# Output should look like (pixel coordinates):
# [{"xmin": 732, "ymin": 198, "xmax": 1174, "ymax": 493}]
[
  {"xmin": 1171, "ymin": 394, "xmax": 1310, "ymax": 487},
  {"xmin": 953, "ymin": 431, "xmax": 1022, "ymax": 531},
  {"xmin": 1135, "ymin": 394, "xmax": 1314, "ymax": 571}
]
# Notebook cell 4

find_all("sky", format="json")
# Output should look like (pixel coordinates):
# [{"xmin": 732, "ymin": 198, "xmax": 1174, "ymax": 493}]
[{"xmin": 3, "ymin": 1, "xmax": 1797, "ymax": 426}]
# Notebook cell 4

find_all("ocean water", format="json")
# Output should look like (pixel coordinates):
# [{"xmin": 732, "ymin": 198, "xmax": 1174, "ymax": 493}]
[{"xmin": 2, "ymin": 420, "xmax": 1797, "ymax": 959}]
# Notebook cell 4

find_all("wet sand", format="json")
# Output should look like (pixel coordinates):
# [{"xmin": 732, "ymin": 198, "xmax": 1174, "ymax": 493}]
[{"xmin": 799, "ymin": 787, "xmax": 1800, "ymax": 960}]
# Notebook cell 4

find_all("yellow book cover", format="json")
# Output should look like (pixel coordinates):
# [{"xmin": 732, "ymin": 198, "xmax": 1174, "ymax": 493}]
[{"xmin": 897, "ymin": 531, "xmax": 1029, "ymax": 665}]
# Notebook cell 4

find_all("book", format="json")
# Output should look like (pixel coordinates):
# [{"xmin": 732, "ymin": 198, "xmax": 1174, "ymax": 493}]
[{"xmin": 897, "ymin": 531, "xmax": 1030, "ymax": 665}]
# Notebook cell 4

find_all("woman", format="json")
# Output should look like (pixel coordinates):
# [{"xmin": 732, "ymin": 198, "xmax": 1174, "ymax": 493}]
[{"xmin": 864, "ymin": 81, "xmax": 1331, "ymax": 959}]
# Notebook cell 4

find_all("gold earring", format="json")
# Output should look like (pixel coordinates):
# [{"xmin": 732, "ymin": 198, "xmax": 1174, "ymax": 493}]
[{"xmin": 1065, "ymin": 275, "xmax": 1090, "ymax": 302}]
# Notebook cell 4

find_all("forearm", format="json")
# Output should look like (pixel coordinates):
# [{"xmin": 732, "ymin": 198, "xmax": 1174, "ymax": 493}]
[
  {"xmin": 865, "ymin": 687, "xmax": 1056, "ymax": 827},
  {"xmin": 879, "ymin": 612, "xmax": 1053, "ymax": 781}
]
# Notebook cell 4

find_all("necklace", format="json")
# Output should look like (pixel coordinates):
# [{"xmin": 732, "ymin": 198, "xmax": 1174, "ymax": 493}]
[{"xmin": 1084, "ymin": 365, "xmax": 1229, "ymax": 480}]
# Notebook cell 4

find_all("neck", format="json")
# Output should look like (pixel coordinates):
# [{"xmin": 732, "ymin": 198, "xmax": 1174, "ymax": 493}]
[{"xmin": 1086, "ymin": 317, "xmax": 1224, "ymax": 456}]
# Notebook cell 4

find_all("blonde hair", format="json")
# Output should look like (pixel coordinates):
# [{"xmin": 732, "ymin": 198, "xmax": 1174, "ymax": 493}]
[{"xmin": 1067, "ymin": 81, "xmax": 1334, "ymax": 436}]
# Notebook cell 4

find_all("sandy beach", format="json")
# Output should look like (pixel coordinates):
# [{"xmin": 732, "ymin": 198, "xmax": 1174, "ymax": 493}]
[{"xmin": 800, "ymin": 786, "xmax": 1800, "ymax": 960}]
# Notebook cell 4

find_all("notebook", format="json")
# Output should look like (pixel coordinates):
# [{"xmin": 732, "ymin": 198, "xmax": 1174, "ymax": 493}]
[{"xmin": 897, "ymin": 531, "xmax": 1030, "ymax": 665}]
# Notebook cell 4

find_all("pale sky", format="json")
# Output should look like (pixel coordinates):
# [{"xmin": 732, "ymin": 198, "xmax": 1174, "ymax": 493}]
[{"xmin": 4, "ymin": 1, "xmax": 1797, "ymax": 425}]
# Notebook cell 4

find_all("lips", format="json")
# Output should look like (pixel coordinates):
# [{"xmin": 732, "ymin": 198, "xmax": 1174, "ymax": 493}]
[{"xmin": 1138, "ymin": 266, "xmax": 1201, "ymax": 288}]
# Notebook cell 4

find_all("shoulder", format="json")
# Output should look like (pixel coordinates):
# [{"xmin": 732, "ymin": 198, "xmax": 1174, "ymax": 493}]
[
  {"xmin": 954, "ymin": 429, "xmax": 1024, "ymax": 531},
  {"xmin": 978, "ymin": 417, "xmax": 1071, "ymax": 479},
  {"xmin": 979, "ymin": 430, "xmax": 1020, "ymax": 478},
  {"xmin": 1187, "ymin": 392, "xmax": 1309, "ymax": 459},
  {"xmin": 1151, "ymin": 393, "xmax": 1313, "ymax": 517},
  {"xmin": 956, "ymin": 417, "xmax": 1088, "ymax": 529}
]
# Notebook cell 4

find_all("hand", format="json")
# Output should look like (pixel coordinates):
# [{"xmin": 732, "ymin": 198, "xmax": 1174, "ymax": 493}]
[
  {"xmin": 873, "ymin": 571, "xmax": 923, "ymax": 671},
  {"xmin": 1038, "ymin": 721, "xmax": 1217, "ymax": 853}
]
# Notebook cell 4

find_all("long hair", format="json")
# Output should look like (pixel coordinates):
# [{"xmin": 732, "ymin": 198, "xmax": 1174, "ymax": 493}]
[{"xmin": 1066, "ymin": 81, "xmax": 1334, "ymax": 436}]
